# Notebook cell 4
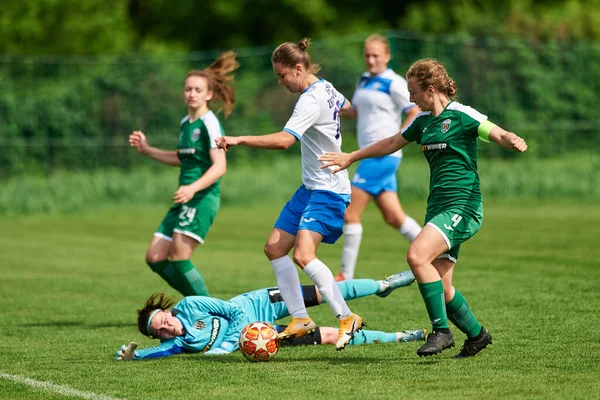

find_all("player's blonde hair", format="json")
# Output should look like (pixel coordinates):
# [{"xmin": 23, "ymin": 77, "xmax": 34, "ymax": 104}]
[
  {"xmin": 364, "ymin": 34, "xmax": 391, "ymax": 55},
  {"xmin": 271, "ymin": 38, "xmax": 321, "ymax": 74},
  {"xmin": 186, "ymin": 50, "xmax": 239, "ymax": 117},
  {"xmin": 406, "ymin": 58, "xmax": 457, "ymax": 99},
  {"xmin": 137, "ymin": 292, "xmax": 177, "ymax": 337}
]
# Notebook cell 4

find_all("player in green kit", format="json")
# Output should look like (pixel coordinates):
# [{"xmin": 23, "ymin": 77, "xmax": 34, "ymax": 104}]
[
  {"xmin": 128, "ymin": 51, "xmax": 239, "ymax": 297},
  {"xmin": 319, "ymin": 58, "xmax": 528, "ymax": 358}
]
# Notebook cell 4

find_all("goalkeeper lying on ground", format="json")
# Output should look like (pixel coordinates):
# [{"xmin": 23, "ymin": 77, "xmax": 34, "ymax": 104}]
[{"xmin": 115, "ymin": 271, "xmax": 424, "ymax": 360}]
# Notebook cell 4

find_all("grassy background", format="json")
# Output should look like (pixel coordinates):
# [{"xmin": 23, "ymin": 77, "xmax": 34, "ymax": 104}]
[
  {"xmin": 1, "ymin": 150, "xmax": 599, "ymax": 215},
  {"xmin": 1, "ymin": 199, "xmax": 599, "ymax": 399}
]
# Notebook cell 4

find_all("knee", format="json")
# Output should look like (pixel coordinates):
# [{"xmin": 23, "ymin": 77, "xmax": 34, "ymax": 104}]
[
  {"xmin": 145, "ymin": 252, "xmax": 166, "ymax": 265},
  {"xmin": 292, "ymin": 248, "xmax": 313, "ymax": 269},
  {"xmin": 406, "ymin": 245, "xmax": 427, "ymax": 270},
  {"xmin": 382, "ymin": 214, "xmax": 402, "ymax": 229},
  {"xmin": 318, "ymin": 327, "xmax": 338, "ymax": 345},
  {"xmin": 264, "ymin": 243, "xmax": 284, "ymax": 260},
  {"xmin": 344, "ymin": 208, "xmax": 361, "ymax": 224}
]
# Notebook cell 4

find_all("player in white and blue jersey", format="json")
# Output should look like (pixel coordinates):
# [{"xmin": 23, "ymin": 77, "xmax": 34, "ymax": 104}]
[
  {"xmin": 335, "ymin": 35, "xmax": 422, "ymax": 282},
  {"xmin": 114, "ymin": 271, "xmax": 422, "ymax": 360},
  {"xmin": 215, "ymin": 38, "xmax": 364, "ymax": 351}
]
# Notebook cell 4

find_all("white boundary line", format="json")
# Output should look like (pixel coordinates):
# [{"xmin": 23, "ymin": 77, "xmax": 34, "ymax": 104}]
[{"xmin": 0, "ymin": 372, "xmax": 124, "ymax": 400}]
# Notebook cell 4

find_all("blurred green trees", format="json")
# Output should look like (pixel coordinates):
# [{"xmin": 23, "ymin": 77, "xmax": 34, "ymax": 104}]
[{"xmin": 2, "ymin": 0, "xmax": 600, "ymax": 55}]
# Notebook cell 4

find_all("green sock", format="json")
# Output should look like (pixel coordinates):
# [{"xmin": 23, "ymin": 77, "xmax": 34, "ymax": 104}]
[
  {"xmin": 323, "ymin": 279, "xmax": 379, "ymax": 303},
  {"xmin": 148, "ymin": 260, "xmax": 179, "ymax": 290},
  {"xmin": 165, "ymin": 260, "xmax": 209, "ymax": 296},
  {"xmin": 418, "ymin": 280, "xmax": 448, "ymax": 330},
  {"xmin": 446, "ymin": 289, "xmax": 482, "ymax": 339},
  {"xmin": 350, "ymin": 330, "xmax": 397, "ymax": 345}
]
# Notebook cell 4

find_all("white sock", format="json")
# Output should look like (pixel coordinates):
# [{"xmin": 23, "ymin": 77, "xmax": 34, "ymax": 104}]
[
  {"xmin": 270, "ymin": 256, "xmax": 308, "ymax": 319},
  {"xmin": 398, "ymin": 216, "xmax": 421, "ymax": 242},
  {"xmin": 340, "ymin": 223, "xmax": 363, "ymax": 279},
  {"xmin": 304, "ymin": 258, "xmax": 351, "ymax": 319}
]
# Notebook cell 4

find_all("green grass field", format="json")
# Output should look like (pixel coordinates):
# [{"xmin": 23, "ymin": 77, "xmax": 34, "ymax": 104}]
[{"xmin": 1, "ymin": 200, "xmax": 599, "ymax": 399}]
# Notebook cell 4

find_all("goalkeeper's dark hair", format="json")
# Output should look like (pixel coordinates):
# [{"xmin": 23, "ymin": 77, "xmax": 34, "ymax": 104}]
[
  {"xmin": 137, "ymin": 292, "xmax": 176, "ymax": 336},
  {"xmin": 185, "ymin": 50, "xmax": 239, "ymax": 117}
]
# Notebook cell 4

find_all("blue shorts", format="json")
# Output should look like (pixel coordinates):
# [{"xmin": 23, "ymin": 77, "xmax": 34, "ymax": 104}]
[
  {"xmin": 274, "ymin": 185, "xmax": 350, "ymax": 244},
  {"xmin": 351, "ymin": 156, "xmax": 401, "ymax": 196}
]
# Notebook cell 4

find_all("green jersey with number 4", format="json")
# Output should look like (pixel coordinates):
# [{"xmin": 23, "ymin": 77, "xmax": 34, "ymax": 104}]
[
  {"xmin": 402, "ymin": 101, "xmax": 487, "ymax": 217},
  {"xmin": 177, "ymin": 111, "xmax": 224, "ymax": 199}
]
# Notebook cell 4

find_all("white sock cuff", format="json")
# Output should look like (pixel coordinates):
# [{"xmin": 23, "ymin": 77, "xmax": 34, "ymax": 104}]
[
  {"xmin": 302, "ymin": 259, "xmax": 324, "ymax": 279},
  {"xmin": 270, "ymin": 255, "xmax": 294, "ymax": 272},
  {"xmin": 399, "ymin": 216, "xmax": 421, "ymax": 242},
  {"xmin": 343, "ymin": 223, "xmax": 363, "ymax": 235}
]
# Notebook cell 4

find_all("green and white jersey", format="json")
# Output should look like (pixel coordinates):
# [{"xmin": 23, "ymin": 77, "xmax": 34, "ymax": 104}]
[
  {"xmin": 401, "ymin": 101, "xmax": 487, "ymax": 216},
  {"xmin": 177, "ymin": 111, "xmax": 224, "ymax": 199}
]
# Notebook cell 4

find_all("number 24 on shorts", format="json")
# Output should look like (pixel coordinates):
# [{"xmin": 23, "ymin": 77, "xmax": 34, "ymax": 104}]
[{"xmin": 179, "ymin": 205, "xmax": 197, "ymax": 224}]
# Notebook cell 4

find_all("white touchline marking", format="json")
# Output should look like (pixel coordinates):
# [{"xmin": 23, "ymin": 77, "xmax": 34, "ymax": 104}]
[{"xmin": 0, "ymin": 372, "xmax": 124, "ymax": 400}]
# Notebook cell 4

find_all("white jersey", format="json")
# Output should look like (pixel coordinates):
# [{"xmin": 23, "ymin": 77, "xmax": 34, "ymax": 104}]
[
  {"xmin": 352, "ymin": 69, "xmax": 416, "ymax": 158},
  {"xmin": 283, "ymin": 79, "xmax": 351, "ymax": 194}
]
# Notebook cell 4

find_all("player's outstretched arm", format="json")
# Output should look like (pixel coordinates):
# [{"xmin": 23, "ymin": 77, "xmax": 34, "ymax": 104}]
[
  {"xmin": 489, "ymin": 126, "xmax": 528, "ymax": 152},
  {"xmin": 114, "ymin": 342, "xmax": 138, "ymax": 361},
  {"xmin": 128, "ymin": 130, "xmax": 181, "ymax": 166},
  {"xmin": 114, "ymin": 340, "xmax": 185, "ymax": 361},
  {"xmin": 216, "ymin": 131, "xmax": 296, "ymax": 151},
  {"xmin": 319, "ymin": 132, "xmax": 411, "ymax": 173}
]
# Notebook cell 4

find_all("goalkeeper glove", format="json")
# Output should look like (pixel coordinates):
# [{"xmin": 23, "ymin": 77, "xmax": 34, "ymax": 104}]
[{"xmin": 114, "ymin": 342, "xmax": 138, "ymax": 361}]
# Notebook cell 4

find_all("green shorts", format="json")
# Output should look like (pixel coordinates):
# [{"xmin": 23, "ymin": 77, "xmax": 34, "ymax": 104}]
[
  {"xmin": 425, "ymin": 202, "xmax": 483, "ymax": 262},
  {"xmin": 155, "ymin": 195, "xmax": 220, "ymax": 244}
]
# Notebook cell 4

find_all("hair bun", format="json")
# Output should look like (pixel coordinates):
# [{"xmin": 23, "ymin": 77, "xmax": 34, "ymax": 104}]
[{"xmin": 298, "ymin": 38, "xmax": 311, "ymax": 51}]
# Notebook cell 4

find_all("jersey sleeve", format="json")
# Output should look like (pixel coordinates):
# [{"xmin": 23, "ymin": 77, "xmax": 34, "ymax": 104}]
[
  {"xmin": 390, "ymin": 78, "xmax": 416, "ymax": 113},
  {"xmin": 133, "ymin": 338, "xmax": 186, "ymax": 360},
  {"xmin": 458, "ymin": 105, "xmax": 488, "ymax": 137},
  {"xmin": 401, "ymin": 114, "xmax": 424, "ymax": 143},
  {"xmin": 203, "ymin": 116, "xmax": 224, "ymax": 149},
  {"xmin": 283, "ymin": 93, "xmax": 320, "ymax": 140}
]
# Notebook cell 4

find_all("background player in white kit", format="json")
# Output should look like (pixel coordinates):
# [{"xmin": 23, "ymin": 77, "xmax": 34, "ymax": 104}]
[
  {"xmin": 216, "ymin": 38, "xmax": 366, "ymax": 350},
  {"xmin": 335, "ymin": 34, "xmax": 422, "ymax": 282}
]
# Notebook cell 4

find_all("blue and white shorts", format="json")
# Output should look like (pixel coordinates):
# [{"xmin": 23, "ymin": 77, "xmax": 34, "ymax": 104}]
[
  {"xmin": 274, "ymin": 185, "xmax": 350, "ymax": 244},
  {"xmin": 351, "ymin": 155, "xmax": 401, "ymax": 196}
]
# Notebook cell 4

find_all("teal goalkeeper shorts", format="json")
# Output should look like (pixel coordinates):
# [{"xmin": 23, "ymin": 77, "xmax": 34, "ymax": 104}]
[
  {"xmin": 155, "ymin": 194, "xmax": 220, "ymax": 244},
  {"xmin": 425, "ymin": 202, "xmax": 483, "ymax": 262}
]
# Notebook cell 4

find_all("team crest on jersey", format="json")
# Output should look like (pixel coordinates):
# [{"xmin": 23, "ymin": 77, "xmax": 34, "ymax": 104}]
[
  {"xmin": 192, "ymin": 128, "xmax": 201, "ymax": 142},
  {"xmin": 440, "ymin": 119, "xmax": 452, "ymax": 133},
  {"xmin": 195, "ymin": 320, "xmax": 206, "ymax": 330}
]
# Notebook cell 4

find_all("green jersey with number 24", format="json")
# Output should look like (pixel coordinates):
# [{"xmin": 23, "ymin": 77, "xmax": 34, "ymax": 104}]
[{"xmin": 177, "ymin": 111, "xmax": 224, "ymax": 199}]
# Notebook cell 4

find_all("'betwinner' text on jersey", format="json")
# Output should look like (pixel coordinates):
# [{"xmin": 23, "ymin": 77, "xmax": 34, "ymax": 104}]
[
  {"xmin": 401, "ymin": 101, "xmax": 487, "ymax": 215},
  {"xmin": 177, "ymin": 111, "xmax": 224, "ymax": 199}
]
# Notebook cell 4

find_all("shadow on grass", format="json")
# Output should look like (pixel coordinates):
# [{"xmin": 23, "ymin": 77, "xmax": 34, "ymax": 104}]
[
  {"xmin": 18, "ymin": 321, "xmax": 136, "ymax": 328},
  {"xmin": 168, "ymin": 352, "xmax": 445, "ymax": 365}
]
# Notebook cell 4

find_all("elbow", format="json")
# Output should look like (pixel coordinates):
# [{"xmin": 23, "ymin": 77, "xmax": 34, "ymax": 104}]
[
  {"xmin": 277, "ymin": 139, "xmax": 295, "ymax": 150},
  {"xmin": 280, "ymin": 142, "xmax": 294, "ymax": 150}
]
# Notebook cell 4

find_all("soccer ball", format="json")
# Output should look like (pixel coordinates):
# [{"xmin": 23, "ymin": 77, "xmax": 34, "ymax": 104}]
[{"xmin": 238, "ymin": 322, "xmax": 279, "ymax": 362}]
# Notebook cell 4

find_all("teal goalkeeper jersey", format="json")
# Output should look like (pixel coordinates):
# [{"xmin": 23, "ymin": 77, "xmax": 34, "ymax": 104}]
[
  {"xmin": 134, "ymin": 297, "xmax": 249, "ymax": 360},
  {"xmin": 177, "ymin": 111, "xmax": 224, "ymax": 199},
  {"xmin": 401, "ymin": 101, "xmax": 488, "ymax": 216}
]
